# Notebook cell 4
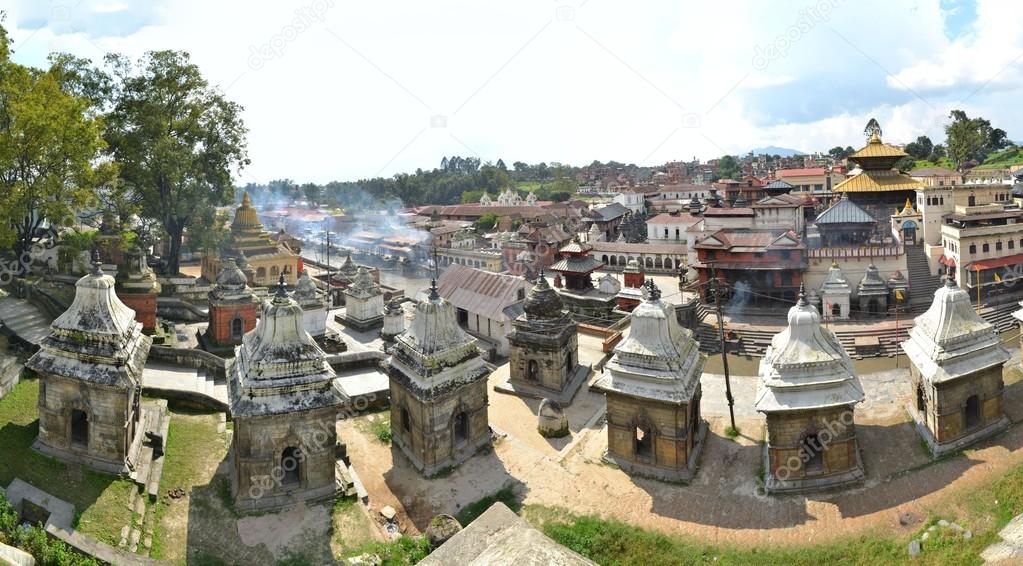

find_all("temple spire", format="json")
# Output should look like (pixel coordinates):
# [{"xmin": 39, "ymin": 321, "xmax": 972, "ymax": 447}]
[
  {"xmin": 274, "ymin": 272, "xmax": 288, "ymax": 301},
  {"xmin": 90, "ymin": 248, "xmax": 103, "ymax": 275}
]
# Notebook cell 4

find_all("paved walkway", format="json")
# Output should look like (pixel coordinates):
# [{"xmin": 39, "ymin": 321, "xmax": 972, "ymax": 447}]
[{"xmin": 0, "ymin": 296, "xmax": 52, "ymax": 346}]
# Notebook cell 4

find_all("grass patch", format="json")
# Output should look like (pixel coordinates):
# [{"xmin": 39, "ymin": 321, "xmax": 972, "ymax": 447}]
[
  {"xmin": 0, "ymin": 378, "xmax": 134, "ymax": 545},
  {"xmin": 372, "ymin": 418, "xmax": 392, "ymax": 445},
  {"xmin": 341, "ymin": 536, "xmax": 432, "ymax": 565},
  {"xmin": 331, "ymin": 497, "xmax": 380, "ymax": 557},
  {"xmin": 455, "ymin": 487, "xmax": 520, "ymax": 527},
  {"xmin": 724, "ymin": 426, "xmax": 741, "ymax": 439},
  {"xmin": 977, "ymin": 147, "xmax": 1023, "ymax": 169},
  {"xmin": 149, "ymin": 410, "xmax": 230, "ymax": 561},
  {"xmin": 909, "ymin": 157, "xmax": 957, "ymax": 171}
]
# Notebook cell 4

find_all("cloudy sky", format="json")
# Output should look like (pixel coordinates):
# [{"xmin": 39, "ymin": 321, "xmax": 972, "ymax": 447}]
[{"xmin": 4, "ymin": 0, "xmax": 1021, "ymax": 184}]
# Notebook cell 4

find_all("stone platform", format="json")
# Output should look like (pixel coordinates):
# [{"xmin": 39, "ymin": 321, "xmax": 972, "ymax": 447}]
[{"xmin": 494, "ymin": 363, "xmax": 592, "ymax": 406}]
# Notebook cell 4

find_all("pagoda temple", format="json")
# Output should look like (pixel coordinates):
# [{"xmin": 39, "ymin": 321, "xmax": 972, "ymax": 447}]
[
  {"xmin": 833, "ymin": 126, "xmax": 922, "ymax": 218},
  {"xmin": 228, "ymin": 275, "xmax": 346, "ymax": 511},
  {"xmin": 201, "ymin": 192, "xmax": 301, "ymax": 287},
  {"xmin": 549, "ymin": 237, "xmax": 615, "ymax": 318},
  {"xmin": 27, "ymin": 252, "xmax": 154, "ymax": 473},
  {"xmin": 755, "ymin": 284, "xmax": 865, "ymax": 493},
  {"xmin": 902, "ymin": 275, "xmax": 1010, "ymax": 457},
  {"xmin": 503, "ymin": 273, "xmax": 585, "ymax": 403},
  {"xmin": 595, "ymin": 280, "xmax": 706, "ymax": 482},
  {"xmin": 387, "ymin": 280, "xmax": 492, "ymax": 476}
]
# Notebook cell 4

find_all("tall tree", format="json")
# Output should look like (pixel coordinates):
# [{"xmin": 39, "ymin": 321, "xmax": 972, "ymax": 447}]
[
  {"xmin": 716, "ymin": 155, "xmax": 740, "ymax": 180},
  {"xmin": 0, "ymin": 21, "xmax": 106, "ymax": 271},
  {"xmin": 945, "ymin": 109, "xmax": 1010, "ymax": 166},
  {"xmin": 904, "ymin": 136, "xmax": 933, "ymax": 160},
  {"xmin": 104, "ymin": 50, "xmax": 248, "ymax": 274}
]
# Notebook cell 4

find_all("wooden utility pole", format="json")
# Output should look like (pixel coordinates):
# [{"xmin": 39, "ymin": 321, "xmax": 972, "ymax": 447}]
[{"xmin": 708, "ymin": 264, "xmax": 736, "ymax": 431}]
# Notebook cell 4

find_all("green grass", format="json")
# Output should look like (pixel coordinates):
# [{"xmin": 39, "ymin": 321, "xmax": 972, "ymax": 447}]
[
  {"xmin": 455, "ymin": 487, "xmax": 521, "ymax": 527},
  {"xmin": 976, "ymin": 147, "xmax": 1023, "ymax": 169},
  {"xmin": 331, "ymin": 497, "xmax": 380, "ymax": 557},
  {"xmin": 909, "ymin": 158, "xmax": 957, "ymax": 171},
  {"xmin": 340, "ymin": 536, "xmax": 432, "ymax": 565},
  {"xmin": 149, "ymin": 409, "xmax": 230, "ymax": 561},
  {"xmin": 514, "ymin": 181, "xmax": 544, "ymax": 193},
  {"xmin": 724, "ymin": 426, "xmax": 741, "ymax": 439},
  {"xmin": 372, "ymin": 418, "xmax": 392, "ymax": 445},
  {"xmin": 0, "ymin": 378, "xmax": 134, "ymax": 545}
]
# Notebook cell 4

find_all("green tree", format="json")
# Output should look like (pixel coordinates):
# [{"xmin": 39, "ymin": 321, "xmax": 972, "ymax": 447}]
[
  {"xmin": 0, "ymin": 21, "xmax": 107, "ymax": 270},
  {"xmin": 301, "ymin": 182, "xmax": 321, "ymax": 206},
  {"xmin": 104, "ymin": 50, "xmax": 249, "ymax": 275},
  {"xmin": 461, "ymin": 190, "xmax": 483, "ymax": 204},
  {"xmin": 904, "ymin": 136, "xmax": 933, "ymax": 160},
  {"xmin": 716, "ymin": 155, "xmax": 740, "ymax": 180},
  {"xmin": 475, "ymin": 213, "xmax": 498, "ymax": 231},
  {"xmin": 945, "ymin": 109, "xmax": 1010, "ymax": 166}
]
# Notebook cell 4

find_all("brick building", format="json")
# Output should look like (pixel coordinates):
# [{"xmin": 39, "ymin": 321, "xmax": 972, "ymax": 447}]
[
  {"xmin": 205, "ymin": 259, "xmax": 260, "ymax": 350},
  {"xmin": 115, "ymin": 246, "xmax": 161, "ymax": 334},
  {"xmin": 694, "ymin": 229, "xmax": 806, "ymax": 306}
]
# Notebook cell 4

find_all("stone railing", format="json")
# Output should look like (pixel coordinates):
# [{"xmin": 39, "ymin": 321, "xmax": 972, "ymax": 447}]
[
  {"xmin": 807, "ymin": 245, "xmax": 904, "ymax": 260},
  {"xmin": 149, "ymin": 345, "xmax": 227, "ymax": 379}
]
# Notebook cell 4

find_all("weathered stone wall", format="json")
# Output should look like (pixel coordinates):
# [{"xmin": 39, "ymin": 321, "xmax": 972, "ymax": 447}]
[
  {"xmin": 149, "ymin": 345, "xmax": 227, "ymax": 379},
  {"xmin": 232, "ymin": 406, "xmax": 338, "ymax": 510},
  {"xmin": 37, "ymin": 375, "xmax": 136, "ymax": 468},
  {"xmin": 508, "ymin": 330, "xmax": 578, "ymax": 392},
  {"xmin": 208, "ymin": 302, "xmax": 257, "ymax": 346},
  {"xmin": 389, "ymin": 378, "xmax": 490, "ymax": 476},
  {"xmin": 604, "ymin": 390, "xmax": 699, "ymax": 473},
  {"xmin": 930, "ymin": 365, "xmax": 1004, "ymax": 443},
  {"xmin": 765, "ymin": 406, "xmax": 858, "ymax": 480}
]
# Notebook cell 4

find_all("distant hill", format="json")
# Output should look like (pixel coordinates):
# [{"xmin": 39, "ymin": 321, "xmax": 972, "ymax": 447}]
[
  {"xmin": 748, "ymin": 146, "xmax": 806, "ymax": 157},
  {"xmin": 975, "ymin": 147, "xmax": 1023, "ymax": 170}
]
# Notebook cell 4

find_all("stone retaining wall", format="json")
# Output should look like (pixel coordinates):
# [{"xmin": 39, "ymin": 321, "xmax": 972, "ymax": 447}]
[{"xmin": 149, "ymin": 345, "xmax": 227, "ymax": 379}]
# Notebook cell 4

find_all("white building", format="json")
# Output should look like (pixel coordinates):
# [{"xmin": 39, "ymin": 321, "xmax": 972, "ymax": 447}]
[
  {"xmin": 436, "ymin": 265, "xmax": 531, "ymax": 358},
  {"xmin": 292, "ymin": 270, "xmax": 328, "ymax": 338}
]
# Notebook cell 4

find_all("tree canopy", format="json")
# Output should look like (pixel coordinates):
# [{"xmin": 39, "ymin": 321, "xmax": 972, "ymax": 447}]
[
  {"xmin": 104, "ymin": 50, "xmax": 249, "ymax": 274},
  {"xmin": 945, "ymin": 110, "xmax": 1010, "ymax": 166}
]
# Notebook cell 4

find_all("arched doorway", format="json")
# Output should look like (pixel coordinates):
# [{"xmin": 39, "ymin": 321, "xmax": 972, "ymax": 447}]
[
  {"xmin": 527, "ymin": 360, "xmax": 539, "ymax": 382},
  {"xmin": 902, "ymin": 220, "xmax": 918, "ymax": 245},
  {"xmin": 453, "ymin": 412, "xmax": 469, "ymax": 445},
  {"xmin": 634, "ymin": 419, "xmax": 652, "ymax": 459},
  {"xmin": 800, "ymin": 432, "xmax": 824, "ymax": 474},
  {"xmin": 231, "ymin": 316, "xmax": 244, "ymax": 339},
  {"xmin": 281, "ymin": 447, "xmax": 301, "ymax": 486},
  {"xmin": 70, "ymin": 409, "xmax": 89, "ymax": 448},
  {"xmin": 965, "ymin": 395, "xmax": 981, "ymax": 430}
]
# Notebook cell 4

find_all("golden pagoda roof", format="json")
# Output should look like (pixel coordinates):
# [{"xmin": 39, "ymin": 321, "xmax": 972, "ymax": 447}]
[
  {"xmin": 897, "ymin": 197, "xmax": 918, "ymax": 216},
  {"xmin": 850, "ymin": 132, "xmax": 908, "ymax": 160},
  {"xmin": 232, "ymin": 192, "xmax": 263, "ymax": 231},
  {"xmin": 833, "ymin": 169, "xmax": 922, "ymax": 193}
]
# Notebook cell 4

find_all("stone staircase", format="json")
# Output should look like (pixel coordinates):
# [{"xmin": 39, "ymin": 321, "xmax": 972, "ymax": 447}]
[
  {"xmin": 0, "ymin": 296, "xmax": 53, "ymax": 347},
  {"xmin": 140, "ymin": 362, "xmax": 229, "ymax": 410},
  {"xmin": 905, "ymin": 245, "xmax": 943, "ymax": 314}
]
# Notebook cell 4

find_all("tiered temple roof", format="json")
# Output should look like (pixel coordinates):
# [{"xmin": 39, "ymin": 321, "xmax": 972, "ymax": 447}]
[
  {"xmin": 902, "ymin": 279, "xmax": 1009, "ymax": 384},
  {"xmin": 755, "ymin": 287, "xmax": 864, "ymax": 412},
  {"xmin": 834, "ymin": 132, "xmax": 923, "ymax": 194},
  {"xmin": 229, "ymin": 276, "xmax": 344, "ymax": 417},
  {"xmin": 595, "ymin": 281, "xmax": 704, "ymax": 404},
  {"xmin": 27, "ymin": 253, "xmax": 151, "ymax": 387}
]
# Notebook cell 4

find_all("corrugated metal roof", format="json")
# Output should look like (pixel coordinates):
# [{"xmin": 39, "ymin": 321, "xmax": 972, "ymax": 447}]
[
  {"xmin": 815, "ymin": 197, "xmax": 876, "ymax": 224},
  {"xmin": 436, "ymin": 265, "xmax": 530, "ymax": 322}
]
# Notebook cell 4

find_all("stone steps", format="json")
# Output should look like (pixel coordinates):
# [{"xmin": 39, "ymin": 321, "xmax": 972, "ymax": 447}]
[
  {"xmin": 0, "ymin": 297, "xmax": 53, "ymax": 346},
  {"xmin": 140, "ymin": 362, "xmax": 229, "ymax": 410}
]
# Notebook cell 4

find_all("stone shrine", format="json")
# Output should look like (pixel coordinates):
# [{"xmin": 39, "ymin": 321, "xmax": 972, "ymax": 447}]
[
  {"xmin": 819, "ymin": 260, "xmax": 851, "ymax": 320},
  {"xmin": 503, "ymin": 274, "xmax": 585, "ymax": 404},
  {"xmin": 27, "ymin": 253, "xmax": 153, "ymax": 473},
  {"xmin": 292, "ymin": 270, "xmax": 328, "ymax": 339},
  {"xmin": 228, "ymin": 276, "xmax": 346, "ymax": 511},
  {"xmin": 204, "ymin": 258, "xmax": 260, "ymax": 350},
  {"xmin": 114, "ymin": 246, "xmax": 162, "ymax": 334},
  {"xmin": 340, "ymin": 267, "xmax": 384, "ymax": 331},
  {"xmin": 595, "ymin": 280, "xmax": 706, "ymax": 482},
  {"xmin": 387, "ymin": 280, "xmax": 491, "ymax": 476},
  {"xmin": 756, "ymin": 285, "xmax": 865, "ymax": 493},
  {"xmin": 903, "ymin": 276, "xmax": 1010, "ymax": 457}
]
